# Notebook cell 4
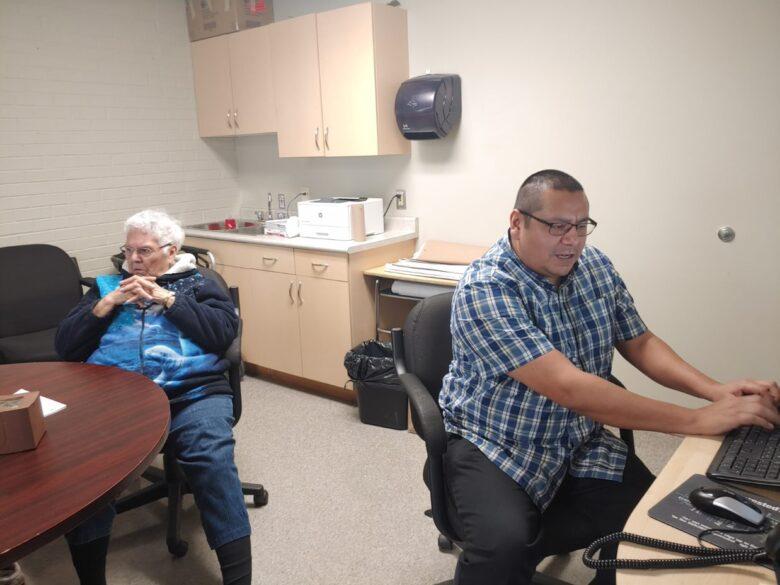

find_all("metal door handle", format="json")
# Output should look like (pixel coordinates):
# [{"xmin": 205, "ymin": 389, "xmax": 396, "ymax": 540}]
[
  {"xmin": 324, "ymin": 126, "xmax": 329, "ymax": 150},
  {"xmin": 314, "ymin": 127, "xmax": 320, "ymax": 150},
  {"xmin": 311, "ymin": 262, "xmax": 329, "ymax": 271},
  {"xmin": 227, "ymin": 110, "xmax": 232, "ymax": 128},
  {"xmin": 288, "ymin": 281, "xmax": 294, "ymax": 304},
  {"xmin": 297, "ymin": 281, "xmax": 303, "ymax": 305},
  {"xmin": 233, "ymin": 110, "xmax": 238, "ymax": 128},
  {"xmin": 262, "ymin": 256, "xmax": 278, "ymax": 264}
]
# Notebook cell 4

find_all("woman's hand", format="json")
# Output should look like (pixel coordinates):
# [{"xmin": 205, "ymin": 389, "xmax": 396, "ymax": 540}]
[{"xmin": 91, "ymin": 276, "xmax": 172, "ymax": 318}]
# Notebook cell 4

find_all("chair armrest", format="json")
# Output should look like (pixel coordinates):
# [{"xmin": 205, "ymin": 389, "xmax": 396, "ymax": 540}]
[
  {"xmin": 399, "ymin": 372, "xmax": 447, "ymax": 458},
  {"xmin": 608, "ymin": 374, "xmax": 636, "ymax": 454},
  {"xmin": 80, "ymin": 276, "xmax": 96, "ymax": 288}
]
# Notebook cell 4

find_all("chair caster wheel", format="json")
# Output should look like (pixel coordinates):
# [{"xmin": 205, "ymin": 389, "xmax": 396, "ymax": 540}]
[
  {"xmin": 253, "ymin": 488, "xmax": 269, "ymax": 507},
  {"xmin": 437, "ymin": 534, "xmax": 453, "ymax": 552},
  {"xmin": 167, "ymin": 539, "xmax": 188, "ymax": 558}
]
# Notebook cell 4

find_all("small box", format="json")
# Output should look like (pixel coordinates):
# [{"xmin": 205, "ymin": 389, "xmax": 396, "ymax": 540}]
[
  {"xmin": 186, "ymin": 0, "xmax": 238, "ymax": 42},
  {"xmin": 0, "ymin": 391, "xmax": 46, "ymax": 454},
  {"xmin": 236, "ymin": 0, "xmax": 274, "ymax": 31}
]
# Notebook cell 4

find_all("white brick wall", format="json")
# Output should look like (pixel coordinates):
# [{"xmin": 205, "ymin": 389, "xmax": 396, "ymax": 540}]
[{"xmin": 0, "ymin": 0, "xmax": 240, "ymax": 275}]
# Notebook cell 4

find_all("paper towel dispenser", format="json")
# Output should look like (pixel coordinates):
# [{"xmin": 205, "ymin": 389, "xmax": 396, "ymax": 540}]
[{"xmin": 395, "ymin": 74, "xmax": 461, "ymax": 140}]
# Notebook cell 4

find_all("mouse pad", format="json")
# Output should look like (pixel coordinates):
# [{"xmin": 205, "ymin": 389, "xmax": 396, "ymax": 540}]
[{"xmin": 648, "ymin": 473, "xmax": 780, "ymax": 552}]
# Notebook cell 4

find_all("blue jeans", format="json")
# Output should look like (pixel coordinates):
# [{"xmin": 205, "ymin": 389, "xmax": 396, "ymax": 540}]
[{"xmin": 66, "ymin": 394, "xmax": 251, "ymax": 550}]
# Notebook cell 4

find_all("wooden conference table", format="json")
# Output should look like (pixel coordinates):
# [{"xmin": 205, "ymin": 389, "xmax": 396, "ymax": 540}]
[
  {"xmin": 617, "ymin": 435, "xmax": 779, "ymax": 584},
  {"xmin": 0, "ymin": 362, "xmax": 169, "ymax": 566}
]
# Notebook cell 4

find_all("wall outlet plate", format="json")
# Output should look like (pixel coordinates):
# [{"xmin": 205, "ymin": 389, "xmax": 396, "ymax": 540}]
[
  {"xmin": 278, "ymin": 193, "xmax": 286, "ymax": 210},
  {"xmin": 395, "ymin": 189, "xmax": 406, "ymax": 210}
]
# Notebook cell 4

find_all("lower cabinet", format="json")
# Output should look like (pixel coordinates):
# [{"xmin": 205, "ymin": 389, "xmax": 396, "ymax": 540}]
[
  {"xmin": 296, "ymin": 275, "xmax": 351, "ymax": 386},
  {"xmin": 187, "ymin": 237, "xmax": 414, "ymax": 391}
]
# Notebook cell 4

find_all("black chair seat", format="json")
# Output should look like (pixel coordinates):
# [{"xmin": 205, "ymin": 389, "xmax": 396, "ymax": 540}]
[{"xmin": 0, "ymin": 328, "xmax": 60, "ymax": 363}]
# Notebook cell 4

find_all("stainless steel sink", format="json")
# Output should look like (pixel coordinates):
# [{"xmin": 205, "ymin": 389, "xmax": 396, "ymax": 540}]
[
  {"xmin": 186, "ymin": 219, "xmax": 264, "ymax": 235},
  {"xmin": 234, "ymin": 224, "xmax": 266, "ymax": 235}
]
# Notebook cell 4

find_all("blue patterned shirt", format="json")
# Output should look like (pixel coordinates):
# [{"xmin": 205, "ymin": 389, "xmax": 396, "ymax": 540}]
[{"xmin": 440, "ymin": 235, "xmax": 647, "ymax": 510}]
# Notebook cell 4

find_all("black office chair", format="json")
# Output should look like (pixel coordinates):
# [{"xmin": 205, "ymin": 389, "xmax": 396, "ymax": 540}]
[
  {"xmin": 115, "ymin": 265, "xmax": 268, "ymax": 558},
  {"xmin": 0, "ymin": 244, "xmax": 90, "ymax": 364},
  {"xmin": 391, "ymin": 292, "xmax": 635, "ymax": 582}
]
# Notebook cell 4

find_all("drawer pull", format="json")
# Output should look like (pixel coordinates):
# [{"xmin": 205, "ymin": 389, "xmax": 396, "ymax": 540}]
[
  {"xmin": 297, "ymin": 281, "xmax": 303, "ymax": 305},
  {"xmin": 310, "ymin": 262, "xmax": 329, "ymax": 271},
  {"xmin": 262, "ymin": 256, "xmax": 278, "ymax": 264},
  {"xmin": 288, "ymin": 281, "xmax": 294, "ymax": 304}
]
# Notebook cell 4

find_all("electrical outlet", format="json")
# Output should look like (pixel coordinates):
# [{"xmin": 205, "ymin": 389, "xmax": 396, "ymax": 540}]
[
  {"xmin": 395, "ymin": 189, "xmax": 407, "ymax": 210},
  {"xmin": 278, "ymin": 193, "xmax": 286, "ymax": 210}
]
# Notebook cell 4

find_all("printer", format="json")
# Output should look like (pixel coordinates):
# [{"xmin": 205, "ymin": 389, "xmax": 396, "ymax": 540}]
[{"xmin": 298, "ymin": 197, "xmax": 384, "ymax": 240}]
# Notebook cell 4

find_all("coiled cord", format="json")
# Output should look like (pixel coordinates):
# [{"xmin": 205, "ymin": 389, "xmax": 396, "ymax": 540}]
[{"xmin": 582, "ymin": 531, "xmax": 767, "ymax": 570}]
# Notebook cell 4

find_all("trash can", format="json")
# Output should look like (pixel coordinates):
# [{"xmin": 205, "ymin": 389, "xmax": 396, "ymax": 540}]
[{"xmin": 344, "ymin": 340, "xmax": 407, "ymax": 430}]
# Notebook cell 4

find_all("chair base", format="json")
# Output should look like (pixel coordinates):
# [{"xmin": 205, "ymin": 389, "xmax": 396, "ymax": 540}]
[{"xmin": 116, "ymin": 463, "xmax": 268, "ymax": 558}]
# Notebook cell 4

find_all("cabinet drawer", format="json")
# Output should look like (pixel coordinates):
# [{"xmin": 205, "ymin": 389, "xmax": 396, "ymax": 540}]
[
  {"xmin": 294, "ymin": 250, "xmax": 348, "ymax": 281},
  {"xmin": 186, "ymin": 237, "xmax": 295, "ymax": 274}
]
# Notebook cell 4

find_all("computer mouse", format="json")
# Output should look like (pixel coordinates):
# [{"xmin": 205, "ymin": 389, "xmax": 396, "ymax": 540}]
[{"xmin": 689, "ymin": 486, "xmax": 766, "ymax": 527}]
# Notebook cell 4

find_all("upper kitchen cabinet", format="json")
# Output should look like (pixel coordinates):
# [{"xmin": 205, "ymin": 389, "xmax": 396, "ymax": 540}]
[
  {"xmin": 191, "ymin": 26, "xmax": 276, "ymax": 138},
  {"xmin": 270, "ymin": 3, "xmax": 410, "ymax": 158}
]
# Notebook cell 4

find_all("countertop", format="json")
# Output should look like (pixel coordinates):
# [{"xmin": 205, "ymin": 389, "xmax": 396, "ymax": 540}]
[{"xmin": 184, "ymin": 217, "xmax": 418, "ymax": 254}]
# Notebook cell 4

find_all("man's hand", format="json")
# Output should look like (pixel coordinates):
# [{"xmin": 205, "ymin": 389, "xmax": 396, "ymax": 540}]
[
  {"xmin": 691, "ymin": 392, "xmax": 780, "ymax": 435},
  {"xmin": 705, "ymin": 379, "xmax": 780, "ymax": 406}
]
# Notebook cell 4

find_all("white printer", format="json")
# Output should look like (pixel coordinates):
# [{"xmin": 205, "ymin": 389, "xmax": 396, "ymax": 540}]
[{"xmin": 298, "ymin": 197, "xmax": 384, "ymax": 240}]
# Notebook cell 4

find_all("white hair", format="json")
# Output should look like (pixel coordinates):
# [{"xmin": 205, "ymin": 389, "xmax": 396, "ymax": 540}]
[{"xmin": 124, "ymin": 209, "xmax": 185, "ymax": 249}]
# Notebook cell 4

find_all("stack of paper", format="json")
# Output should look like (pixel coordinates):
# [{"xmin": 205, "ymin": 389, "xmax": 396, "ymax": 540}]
[{"xmin": 384, "ymin": 259, "xmax": 468, "ymax": 281}]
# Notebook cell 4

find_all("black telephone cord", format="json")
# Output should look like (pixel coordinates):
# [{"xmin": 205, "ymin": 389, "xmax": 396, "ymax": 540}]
[{"xmin": 582, "ymin": 531, "xmax": 767, "ymax": 570}]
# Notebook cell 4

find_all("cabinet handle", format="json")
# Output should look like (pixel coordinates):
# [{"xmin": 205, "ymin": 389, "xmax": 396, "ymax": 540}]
[
  {"xmin": 227, "ymin": 110, "xmax": 232, "ymax": 128},
  {"xmin": 310, "ymin": 262, "xmax": 329, "ymax": 271},
  {"xmin": 314, "ymin": 127, "xmax": 320, "ymax": 151},
  {"xmin": 324, "ymin": 126, "xmax": 329, "ymax": 150},
  {"xmin": 233, "ymin": 109, "xmax": 239, "ymax": 128},
  {"xmin": 288, "ymin": 281, "xmax": 294, "ymax": 304},
  {"xmin": 297, "ymin": 280, "xmax": 303, "ymax": 305},
  {"xmin": 262, "ymin": 256, "xmax": 278, "ymax": 264}
]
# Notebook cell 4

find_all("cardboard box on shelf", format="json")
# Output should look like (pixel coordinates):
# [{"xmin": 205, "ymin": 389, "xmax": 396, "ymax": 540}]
[
  {"xmin": 186, "ymin": 0, "xmax": 238, "ymax": 42},
  {"xmin": 236, "ymin": 0, "xmax": 274, "ymax": 31}
]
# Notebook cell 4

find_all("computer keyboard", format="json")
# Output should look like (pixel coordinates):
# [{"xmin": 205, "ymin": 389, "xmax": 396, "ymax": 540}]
[{"xmin": 707, "ymin": 425, "xmax": 780, "ymax": 488}]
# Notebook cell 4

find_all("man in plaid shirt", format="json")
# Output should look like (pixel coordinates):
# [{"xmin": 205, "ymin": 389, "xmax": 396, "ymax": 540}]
[{"xmin": 439, "ymin": 169, "xmax": 780, "ymax": 584}]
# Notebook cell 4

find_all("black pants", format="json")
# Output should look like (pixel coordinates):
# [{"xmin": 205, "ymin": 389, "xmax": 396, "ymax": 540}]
[{"xmin": 444, "ymin": 435, "xmax": 655, "ymax": 585}]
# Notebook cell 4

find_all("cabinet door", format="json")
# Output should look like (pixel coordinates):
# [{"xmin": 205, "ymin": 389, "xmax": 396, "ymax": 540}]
[
  {"xmin": 191, "ymin": 36, "xmax": 235, "ymax": 137},
  {"xmin": 251, "ymin": 270, "xmax": 303, "ymax": 376},
  {"xmin": 317, "ymin": 3, "xmax": 378, "ymax": 157},
  {"xmin": 229, "ymin": 26, "xmax": 276, "ymax": 135},
  {"xmin": 297, "ymin": 276, "xmax": 351, "ymax": 387},
  {"xmin": 269, "ymin": 14, "xmax": 325, "ymax": 157}
]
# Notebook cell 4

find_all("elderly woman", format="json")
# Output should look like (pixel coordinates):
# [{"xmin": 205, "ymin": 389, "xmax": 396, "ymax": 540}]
[{"xmin": 56, "ymin": 210, "xmax": 252, "ymax": 585}]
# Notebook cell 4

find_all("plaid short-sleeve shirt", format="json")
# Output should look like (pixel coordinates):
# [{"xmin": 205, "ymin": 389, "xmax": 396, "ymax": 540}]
[{"xmin": 440, "ymin": 235, "xmax": 647, "ymax": 510}]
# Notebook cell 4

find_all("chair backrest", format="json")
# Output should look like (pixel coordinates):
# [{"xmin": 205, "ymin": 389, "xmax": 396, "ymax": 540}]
[
  {"xmin": 0, "ymin": 244, "xmax": 83, "ymax": 338},
  {"xmin": 198, "ymin": 266, "xmax": 244, "ymax": 424},
  {"xmin": 401, "ymin": 292, "xmax": 454, "ymax": 402}
]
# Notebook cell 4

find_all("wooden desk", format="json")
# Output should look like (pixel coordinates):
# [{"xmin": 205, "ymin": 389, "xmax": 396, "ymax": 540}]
[
  {"xmin": 364, "ymin": 265, "xmax": 458, "ymax": 339},
  {"xmin": 617, "ymin": 436, "xmax": 778, "ymax": 584},
  {"xmin": 0, "ymin": 362, "xmax": 169, "ymax": 565}
]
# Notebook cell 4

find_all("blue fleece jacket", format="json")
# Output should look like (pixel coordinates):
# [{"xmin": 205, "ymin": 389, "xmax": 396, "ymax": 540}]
[{"xmin": 55, "ymin": 268, "xmax": 238, "ymax": 404}]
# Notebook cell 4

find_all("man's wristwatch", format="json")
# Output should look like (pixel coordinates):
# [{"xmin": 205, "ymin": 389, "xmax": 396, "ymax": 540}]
[{"xmin": 163, "ymin": 291, "xmax": 176, "ymax": 309}]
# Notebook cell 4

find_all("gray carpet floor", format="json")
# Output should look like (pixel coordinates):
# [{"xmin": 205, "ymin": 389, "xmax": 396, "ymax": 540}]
[{"xmin": 17, "ymin": 376, "xmax": 682, "ymax": 585}]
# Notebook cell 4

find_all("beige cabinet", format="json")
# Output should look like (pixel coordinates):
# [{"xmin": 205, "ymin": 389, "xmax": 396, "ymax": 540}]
[
  {"xmin": 270, "ymin": 2, "xmax": 410, "ymax": 158},
  {"xmin": 186, "ymin": 237, "xmax": 415, "ymax": 391},
  {"xmin": 191, "ymin": 26, "xmax": 276, "ymax": 138}
]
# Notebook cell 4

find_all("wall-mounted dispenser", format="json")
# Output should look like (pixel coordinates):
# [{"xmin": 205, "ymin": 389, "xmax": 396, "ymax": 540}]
[{"xmin": 394, "ymin": 74, "xmax": 461, "ymax": 140}]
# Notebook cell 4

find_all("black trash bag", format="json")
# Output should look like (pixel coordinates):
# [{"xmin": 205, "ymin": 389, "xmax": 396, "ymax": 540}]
[
  {"xmin": 344, "ymin": 340, "xmax": 407, "ymax": 430},
  {"xmin": 343, "ymin": 340, "xmax": 397, "ymax": 383}
]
